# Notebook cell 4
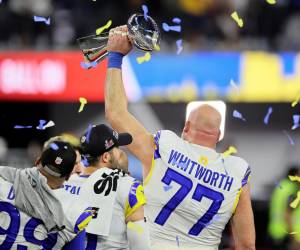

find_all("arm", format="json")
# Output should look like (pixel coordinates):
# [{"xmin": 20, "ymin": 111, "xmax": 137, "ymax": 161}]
[
  {"xmin": 231, "ymin": 184, "xmax": 256, "ymax": 250},
  {"xmin": 126, "ymin": 206, "xmax": 151, "ymax": 250},
  {"xmin": 105, "ymin": 26, "xmax": 154, "ymax": 178}
]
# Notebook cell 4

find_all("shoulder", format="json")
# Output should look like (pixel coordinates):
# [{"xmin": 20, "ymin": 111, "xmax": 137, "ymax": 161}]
[{"xmin": 118, "ymin": 176, "xmax": 146, "ymax": 218}]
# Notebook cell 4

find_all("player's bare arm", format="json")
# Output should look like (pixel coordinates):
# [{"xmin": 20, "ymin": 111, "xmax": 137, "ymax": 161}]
[
  {"xmin": 105, "ymin": 25, "xmax": 153, "ymax": 177},
  {"xmin": 231, "ymin": 184, "xmax": 256, "ymax": 250}
]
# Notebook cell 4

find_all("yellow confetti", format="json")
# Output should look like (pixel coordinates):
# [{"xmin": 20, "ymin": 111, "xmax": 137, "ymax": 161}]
[
  {"xmin": 266, "ymin": 0, "xmax": 276, "ymax": 4},
  {"xmin": 137, "ymin": 52, "xmax": 151, "ymax": 64},
  {"xmin": 288, "ymin": 175, "xmax": 300, "ymax": 182},
  {"xmin": 292, "ymin": 92, "xmax": 300, "ymax": 107},
  {"xmin": 96, "ymin": 20, "xmax": 112, "ymax": 35},
  {"xmin": 78, "ymin": 97, "xmax": 87, "ymax": 113},
  {"xmin": 127, "ymin": 221, "xmax": 144, "ymax": 234},
  {"xmin": 199, "ymin": 156, "xmax": 208, "ymax": 166},
  {"xmin": 290, "ymin": 191, "xmax": 300, "ymax": 209},
  {"xmin": 154, "ymin": 44, "xmax": 160, "ymax": 51},
  {"xmin": 222, "ymin": 146, "xmax": 237, "ymax": 157},
  {"xmin": 231, "ymin": 11, "xmax": 243, "ymax": 28}
]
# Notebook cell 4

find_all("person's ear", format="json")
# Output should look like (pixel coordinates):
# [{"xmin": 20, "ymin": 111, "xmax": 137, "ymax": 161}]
[
  {"xmin": 183, "ymin": 121, "xmax": 190, "ymax": 133},
  {"xmin": 101, "ymin": 152, "xmax": 111, "ymax": 164}
]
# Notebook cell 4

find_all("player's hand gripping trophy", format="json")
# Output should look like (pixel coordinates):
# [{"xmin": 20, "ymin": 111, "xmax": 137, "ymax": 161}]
[{"xmin": 77, "ymin": 14, "xmax": 160, "ymax": 68}]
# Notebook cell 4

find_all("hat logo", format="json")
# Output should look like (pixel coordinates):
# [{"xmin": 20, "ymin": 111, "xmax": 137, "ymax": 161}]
[
  {"xmin": 81, "ymin": 136, "xmax": 86, "ymax": 143},
  {"xmin": 105, "ymin": 139, "xmax": 114, "ymax": 149},
  {"xmin": 113, "ymin": 130, "xmax": 119, "ymax": 139},
  {"xmin": 55, "ymin": 157, "xmax": 63, "ymax": 165}
]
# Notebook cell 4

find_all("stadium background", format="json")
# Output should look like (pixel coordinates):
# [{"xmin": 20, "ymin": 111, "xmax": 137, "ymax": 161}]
[{"xmin": 0, "ymin": 0, "xmax": 300, "ymax": 249}]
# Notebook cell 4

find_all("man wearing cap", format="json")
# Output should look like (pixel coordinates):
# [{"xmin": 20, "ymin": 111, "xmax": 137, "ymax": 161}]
[
  {"xmin": 0, "ymin": 141, "xmax": 93, "ymax": 249},
  {"xmin": 56, "ymin": 124, "xmax": 150, "ymax": 250}
]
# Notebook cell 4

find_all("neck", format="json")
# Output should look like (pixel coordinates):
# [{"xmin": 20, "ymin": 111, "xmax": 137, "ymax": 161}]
[
  {"xmin": 38, "ymin": 168, "xmax": 64, "ymax": 190},
  {"xmin": 83, "ymin": 163, "xmax": 109, "ymax": 176}
]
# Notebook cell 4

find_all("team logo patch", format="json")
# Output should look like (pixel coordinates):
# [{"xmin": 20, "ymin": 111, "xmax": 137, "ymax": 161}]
[
  {"xmin": 81, "ymin": 136, "xmax": 86, "ymax": 143},
  {"xmin": 55, "ymin": 157, "xmax": 63, "ymax": 165},
  {"xmin": 112, "ymin": 130, "xmax": 119, "ymax": 139},
  {"xmin": 104, "ymin": 139, "xmax": 114, "ymax": 149}
]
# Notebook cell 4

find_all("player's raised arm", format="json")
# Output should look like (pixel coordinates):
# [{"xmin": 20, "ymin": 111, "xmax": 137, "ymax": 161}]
[
  {"xmin": 231, "ymin": 184, "xmax": 256, "ymax": 250},
  {"xmin": 105, "ymin": 25, "xmax": 154, "ymax": 176}
]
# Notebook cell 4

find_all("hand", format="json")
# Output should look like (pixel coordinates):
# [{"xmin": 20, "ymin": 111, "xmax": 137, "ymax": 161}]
[{"xmin": 107, "ymin": 25, "xmax": 132, "ymax": 56}]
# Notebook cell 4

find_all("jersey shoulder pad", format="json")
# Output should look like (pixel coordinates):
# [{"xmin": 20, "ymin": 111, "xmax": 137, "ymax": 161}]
[{"xmin": 124, "ymin": 179, "xmax": 146, "ymax": 218}]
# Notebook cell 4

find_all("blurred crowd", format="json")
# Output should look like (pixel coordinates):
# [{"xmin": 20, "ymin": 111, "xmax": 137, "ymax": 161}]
[{"xmin": 1, "ymin": 0, "xmax": 300, "ymax": 51}]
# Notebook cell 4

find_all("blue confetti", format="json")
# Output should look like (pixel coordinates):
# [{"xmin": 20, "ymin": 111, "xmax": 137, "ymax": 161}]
[
  {"xmin": 33, "ymin": 16, "xmax": 51, "ymax": 25},
  {"xmin": 176, "ymin": 236, "xmax": 180, "ymax": 247},
  {"xmin": 291, "ymin": 115, "xmax": 300, "ymax": 130},
  {"xmin": 263, "ymin": 106, "xmax": 273, "ymax": 125},
  {"xmin": 163, "ymin": 185, "xmax": 173, "ymax": 192},
  {"xmin": 162, "ymin": 23, "xmax": 181, "ymax": 33},
  {"xmin": 80, "ymin": 61, "xmax": 98, "ymax": 69},
  {"xmin": 172, "ymin": 17, "xmax": 181, "ymax": 24},
  {"xmin": 37, "ymin": 120, "xmax": 47, "ymax": 130},
  {"xmin": 142, "ymin": 5, "xmax": 149, "ymax": 21},
  {"xmin": 50, "ymin": 143, "xmax": 59, "ymax": 150},
  {"xmin": 176, "ymin": 39, "xmax": 183, "ymax": 55},
  {"xmin": 14, "ymin": 125, "xmax": 32, "ymax": 129},
  {"xmin": 283, "ymin": 130, "xmax": 295, "ymax": 146},
  {"xmin": 81, "ymin": 155, "xmax": 89, "ymax": 167},
  {"xmin": 233, "ymin": 110, "xmax": 246, "ymax": 121},
  {"xmin": 86, "ymin": 124, "xmax": 93, "ymax": 143}
]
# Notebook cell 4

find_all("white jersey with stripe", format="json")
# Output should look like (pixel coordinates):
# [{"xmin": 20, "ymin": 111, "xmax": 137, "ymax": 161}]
[
  {"xmin": 56, "ymin": 170, "xmax": 146, "ymax": 250},
  {"xmin": 0, "ymin": 176, "xmax": 74, "ymax": 249},
  {"xmin": 144, "ymin": 130, "xmax": 251, "ymax": 249}
]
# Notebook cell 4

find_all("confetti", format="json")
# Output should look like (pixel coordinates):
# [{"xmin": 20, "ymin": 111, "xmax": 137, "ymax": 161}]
[
  {"xmin": 266, "ymin": 0, "xmax": 276, "ymax": 4},
  {"xmin": 230, "ymin": 79, "xmax": 239, "ymax": 93},
  {"xmin": 289, "ymin": 175, "xmax": 300, "ymax": 182},
  {"xmin": 290, "ymin": 191, "xmax": 300, "ymax": 209},
  {"xmin": 78, "ymin": 97, "xmax": 88, "ymax": 113},
  {"xmin": 154, "ymin": 44, "xmax": 161, "ymax": 51},
  {"xmin": 176, "ymin": 236, "xmax": 180, "ymax": 247},
  {"xmin": 233, "ymin": 110, "xmax": 246, "ymax": 121},
  {"xmin": 199, "ymin": 156, "xmax": 208, "ymax": 166},
  {"xmin": 137, "ymin": 52, "xmax": 151, "ymax": 64},
  {"xmin": 96, "ymin": 20, "xmax": 112, "ymax": 35},
  {"xmin": 50, "ymin": 143, "xmax": 59, "ymax": 150},
  {"xmin": 43, "ymin": 120, "xmax": 55, "ymax": 129},
  {"xmin": 36, "ymin": 120, "xmax": 47, "ymax": 130},
  {"xmin": 263, "ymin": 106, "xmax": 273, "ymax": 125},
  {"xmin": 176, "ymin": 39, "xmax": 183, "ymax": 55},
  {"xmin": 291, "ymin": 115, "xmax": 300, "ymax": 130},
  {"xmin": 14, "ymin": 125, "xmax": 32, "ymax": 129},
  {"xmin": 33, "ymin": 16, "xmax": 51, "ymax": 26},
  {"xmin": 86, "ymin": 124, "xmax": 93, "ymax": 143},
  {"xmin": 163, "ymin": 185, "xmax": 173, "ymax": 192},
  {"xmin": 231, "ymin": 12, "xmax": 243, "ymax": 28},
  {"xmin": 292, "ymin": 92, "xmax": 300, "ymax": 107},
  {"xmin": 283, "ymin": 130, "xmax": 295, "ymax": 146},
  {"xmin": 162, "ymin": 23, "xmax": 181, "ymax": 33},
  {"xmin": 80, "ymin": 61, "xmax": 98, "ymax": 69},
  {"xmin": 172, "ymin": 17, "xmax": 181, "ymax": 24},
  {"xmin": 222, "ymin": 146, "xmax": 237, "ymax": 157},
  {"xmin": 81, "ymin": 155, "xmax": 89, "ymax": 167},
  {"xmin": 127, "ymin": 221, "xmax": 144, "ymax": 234},
  {"xmin": 142, "ymin": 5, "xmax": 149, "ymax": 21}
]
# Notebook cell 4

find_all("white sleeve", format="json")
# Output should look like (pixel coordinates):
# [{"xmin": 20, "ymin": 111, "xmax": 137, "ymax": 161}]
[{"xmin": 127, "ymin": 219, "xmax": 151, "ymax": 250}]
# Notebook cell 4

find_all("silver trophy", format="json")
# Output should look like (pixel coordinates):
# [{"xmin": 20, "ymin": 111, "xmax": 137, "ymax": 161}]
[{"xmin": 77, "ymin": 13, "xmax": 161, "ymax": 68}]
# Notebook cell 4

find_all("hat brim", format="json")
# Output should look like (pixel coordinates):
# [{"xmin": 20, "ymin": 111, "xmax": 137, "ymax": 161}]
[{"xmin": 117, "ymin": 133, "xmax": 133, "ymax": 146}]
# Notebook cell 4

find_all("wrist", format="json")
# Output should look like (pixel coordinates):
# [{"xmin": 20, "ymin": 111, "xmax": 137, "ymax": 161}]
[{"xmin": 108, "ymin": 52, "xmax": 124, "ymax": 69}]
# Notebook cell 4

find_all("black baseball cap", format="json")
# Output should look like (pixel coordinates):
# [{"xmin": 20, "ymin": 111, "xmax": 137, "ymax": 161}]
[
  {"xmin": 80, "ymin": 124, "xmax": 132, "ymax": 157},
  {"xmin": 40, "ymin": 141, "xmax": 77, "ymax": 178}
]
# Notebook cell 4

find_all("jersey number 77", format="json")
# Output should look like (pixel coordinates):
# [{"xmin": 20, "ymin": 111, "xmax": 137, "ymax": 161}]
[{"xmin": 154, "ymin": 168, "xmax": 224, "ymax": 236}]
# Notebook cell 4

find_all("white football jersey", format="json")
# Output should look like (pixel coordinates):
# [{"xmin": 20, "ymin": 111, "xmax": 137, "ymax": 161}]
[
  {"xmin": 56, "ymin": 168, "xmax": 146, "ymax": 250},
  {"xmin": 144, "ymin": 130, "xmax": 251, "ymax": 249},
  {"xmin": 0, "ymin": 176, "xmax": 76, "ymax": 250}
]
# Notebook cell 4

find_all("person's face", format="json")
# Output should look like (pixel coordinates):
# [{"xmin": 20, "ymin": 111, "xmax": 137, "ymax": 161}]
[
  {"xmin": 107, "ymin": 147, "xmax": 128, "ymax": 171},
  {"xmin": 71, "ymin": 150, "xmax": 84, "ymax": 175}
]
